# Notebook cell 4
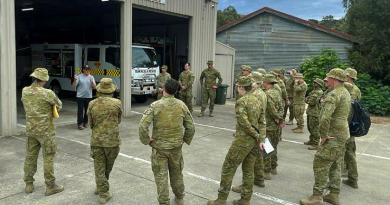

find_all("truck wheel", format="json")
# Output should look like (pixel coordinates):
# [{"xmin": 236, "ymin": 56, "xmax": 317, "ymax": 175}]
[
  {"xmin": 50, "ymin": 84, "xmax": 62, "ymax": 98},
  {"xmin": 134, "ymin": 95, "xmax": 149, "ymax": 103}
]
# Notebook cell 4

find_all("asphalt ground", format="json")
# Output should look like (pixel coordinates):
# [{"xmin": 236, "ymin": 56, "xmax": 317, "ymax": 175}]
[{"xmin": 1, "ymin": 97, "xmax": 390, "ymax": 205}]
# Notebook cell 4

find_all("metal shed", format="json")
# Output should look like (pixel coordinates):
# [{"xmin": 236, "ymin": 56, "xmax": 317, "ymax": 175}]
[
  {"xmin": 216, "ymin": 7, "xmax": 356, "ymax": 76},
  {"xmin": 215, "ymin": 41, "xmax": 235, "ymax": 99}
]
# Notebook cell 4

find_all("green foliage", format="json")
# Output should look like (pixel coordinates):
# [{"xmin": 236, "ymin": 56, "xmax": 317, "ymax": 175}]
[
  {"xmin": 355, "ymin": 73, "xmax": 390, "ymax": 116},
  {"xmin": 217, "ymin": 6, "xmax": 241, "ymax": 28},
  {"xmin": 308, "ymin": 16, "xmax": 346, "ymax": 32},
  {"xmin": 299, "ymin": 49, "xmax": 346, "ymax": 93}
]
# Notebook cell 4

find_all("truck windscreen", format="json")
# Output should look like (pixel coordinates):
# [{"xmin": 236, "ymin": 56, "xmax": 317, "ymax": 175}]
[{"xmin": 132, "ymin": 47, "xmax": 157, "ymax": 68}]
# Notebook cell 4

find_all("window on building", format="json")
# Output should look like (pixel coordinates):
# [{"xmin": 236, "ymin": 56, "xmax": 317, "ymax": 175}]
[{"xmin": 87, "ymin": 48, "xmax": 100, "ymax": 61}]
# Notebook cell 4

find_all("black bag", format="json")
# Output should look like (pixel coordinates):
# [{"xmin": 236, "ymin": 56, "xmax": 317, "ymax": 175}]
[{"xmin": 349, "ymin": 99, "xmax": 371, "ymax": 137}]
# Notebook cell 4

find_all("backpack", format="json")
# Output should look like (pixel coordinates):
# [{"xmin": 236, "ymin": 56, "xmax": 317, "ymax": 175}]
[{"xmin": 349, "ymin": 99, "xmax": 371, "ymax": 137}]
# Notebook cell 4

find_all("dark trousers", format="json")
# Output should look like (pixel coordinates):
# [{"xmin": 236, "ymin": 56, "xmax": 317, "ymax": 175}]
[{"xmin": 77, "ymin": 98, "xmax": 92, "ymax": 125}]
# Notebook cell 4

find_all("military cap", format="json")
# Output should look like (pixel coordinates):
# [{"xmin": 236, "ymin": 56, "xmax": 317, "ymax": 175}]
[
  {"xmin": 327, "ymin": 68, "xmax": 347, "ymax": 82},
  {"xmin": 314, "ymin": 78, "xmax": 325, "ymax": 87},
  {"xmin": 273, "ymin": 69, "xmax": 283, "ymax": 76},
  {"xmin": 263, "ymin": 73, "xmax": 278, "ymax": 83},
  {"xmin": 280, "ymin": 68, "xmax": 286, "ymax": 74},
  {"xmin": 345, "ymin": 68, "xmax": 358, "ymax": 80},
  {"xmin": 236, "ymin": 76, "xmax": 252, "ymax": 87},
  {"xmin": 257, "ymin": 68, "xmax": 266, "ymax": 75},
  {"xmin": 295, "ymin": 73, "xmax": 304, "ymax": 78},
  {"xmin": 240, "ymin": 65, "xmax": 247, "ymax": 69},
  {"xmin": 30, "ymin": 68, "xmax": 49, "ymax": 81},
  {"xmin": 242, "ymin": 65, "xmax": 252, "ymax": 72},
  {"xmin": 323, "ymin": 77, "xmax": 328, "ymax": 82},
  {"xmin": 269, "ymin": 71, "xmax": 278, "ymax": 77},
  {"xmin": 97, "ymin": 78, "xmax": 116, "ymax": 94},
  {"xmin": 252, "ymin": 72, "xmax": 264, "ymax": 83},
  {"xmin": 207, "ymin": 60, "xmax": 214, "ymax": 64},
  {"xmin": 161, "ymin": 65, "xmax": 168, "ymax": 70}
]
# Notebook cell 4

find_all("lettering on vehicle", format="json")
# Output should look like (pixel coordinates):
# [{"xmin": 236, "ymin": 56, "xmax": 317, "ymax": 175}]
[{"xmin": 134, "ymin": 69, "xmax": 157, "ymax": 73}]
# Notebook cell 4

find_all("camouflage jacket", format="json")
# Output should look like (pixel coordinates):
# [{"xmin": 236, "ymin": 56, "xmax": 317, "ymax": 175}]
[
  {"xmin": 319, "ymin": 84, "xmax": 351, "ymax": 143},
  {"xmin": 235, "ymin": 92, "xmax": 266, "ymax": 146},
  {"xmin": 87, "ymin": 95, "xmax": 123, "ymax": 147},
  {"xmin": 21, "ymin": 82, "xmax": 62, "ymax": 137},
  {"xmin": 252, "ymin": 87, "xmax": 267, "ymax": 138},
  {"xmin": 179, "ymin": 70, "xmax": 195, "ymax": 92},
  {"xmin": 274, "ymin": 84, "xmax": 285, "ymax": 109},
  {"xmin": 139, "ymin": 95, "xmax": 195, "ymax": 150},
  {"xmin": 293, "ymin": 81, "xmax": 307, "ymax": 105},
  {"xmin": 286, "ymin": 75, "xmax": 295, "ymax": 97},
  {"xmin": 305, "ymin": 88, "xmax": 323, "ymax": 117},
  {"xmin": 277, "ymin": 78, "xmax": 288, "ymax": 100},
  {"xmin": 344, "ymin": 82, "xmax": 361, "ymax": 101},
  {"xmin": 157, "ymin": 73, "xmax": 171, "ymax": 90},
  {"xmin": 265, "ymin": 87, "xmax": 284, "ymax": 131},
  {"xmin": 199, "ymin": 67, "xmax": 223, "ymax": 89}
]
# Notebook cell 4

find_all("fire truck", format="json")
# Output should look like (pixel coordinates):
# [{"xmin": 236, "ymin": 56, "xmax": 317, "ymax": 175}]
[{"xmin": 31, "ymin": 43, "xmax": 160, "ymax": 103}]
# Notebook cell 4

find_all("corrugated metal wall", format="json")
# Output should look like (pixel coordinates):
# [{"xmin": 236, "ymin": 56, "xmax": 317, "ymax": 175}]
[
  {"xmin": 215, "ymin": 41, "xmax": 235, "ymax": 98},
  {"xmin": 216, "ymin": 12, "xmax": 354, "ymax": 76}
]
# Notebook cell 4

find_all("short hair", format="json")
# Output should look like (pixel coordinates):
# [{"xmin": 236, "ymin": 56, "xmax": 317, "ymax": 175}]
[
  {"xmin": 164, "ymin": 79, "xmax": 180, "ymax": 95},
  {"xmin": 32, "ymin": 77, "xmax": 43, "ymax": 83},
  {"xmin": 185, "ymin": 62, "xmax": 191, "ymax": 66}
]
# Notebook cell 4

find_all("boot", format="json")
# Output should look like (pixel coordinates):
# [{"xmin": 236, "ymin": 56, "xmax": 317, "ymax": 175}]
[
  {"xmin": 264, "ymin": 172, "xmax": 272, "ymax": 180},
  {"xmin": 45, "ymin": 184, "xmax": 64, "ymax": 196},
  {"xmin": 286, "ymin": 120, "xmax": 293, "ymax": 125},
  {"xmin": 341, "ymin": 170, "xmax": 348, "ymax": 178},
  {"xmin": 94, "ymin": 187, "xmax": 98, "ymax": 195},
  {"xmin": 209, "ymin": 111, "xmax": 214, "ymax": 117},
  {"xmin": 292, "ymin": 127, "xmax": 299, "ymax": 131},
  {"xmin": 304, "ymin": 141, "xmax": 313, "ymax": 145},
  {"xmin": 308, "ymin": 146, "xmax": 318, "ymax": 150},
  {"xmin": 299, "ymin": 195, "xmax": 323, "ymax": 205},
  {"xmin": 254, "ymin": 180, "xmax": 265, "ymax": 187},
  {"xmin": 323, "ymin": 193, "xmax": 340, "ymax": 205},
  {"xmin": 342, "ymin": 179, "xmax": 358, "ymax": 188},
  {"xmin": 175, "ymin": 197, "xmax": 184, "ymax": 205},
  {"xmin": 99, "ymin": 192, "xmax": 113, "ymax": 204},
  {"xmin": 207, "ymin": 199, "xmax": 227, "ymax": 205},
  {"xmin": 271, "ymin": 168, "xmax": 278, "ymax": 175},
  {"xmin": 198, "ymin": 111, "xmax": 204, "ymax": 117},
  {"xmin": 233, "ymin": 198, "xmax": 250, "ymax": 205},
  {"xmin": 231, "ymin": 185, "xmax": 242, "ymax": 193},
  {"xmin": 293, "ymin": 128, "xmax": 304, "ymax": 133},
  {"xmin": 25, "ymin": 183, "xmax": 34, "ymax": 194}
]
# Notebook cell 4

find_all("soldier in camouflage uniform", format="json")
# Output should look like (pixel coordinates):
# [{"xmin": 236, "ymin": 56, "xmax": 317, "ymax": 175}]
[
  {"xmin": 292, "ymin": 73, "xmax": 307, "ymax": 133},
  {"xmin": 300, "ymin": 68, "xmax": 351, "ymax": 205},
  {"xmin": 285, "ymin": 68, "xmax": 297, "ymax": 125},
  {"xmin": 22, "ymin": 68, "xmax": 64, "ymax": 196},
  {"xmin": 179, "ymin": 63, "xmax": 195, "ymax": 113},
  {"xmin": 236, "ymin": 65, "xmax": 253, "ymax": 101},
  {"xmin": 257, "ymin": 68, "xmax": 266, "ymax": 75},
  {"xmin": 304, "ymin": 79, "xmax": 324, "ymax": 150},
  {"xmin": 157, "ymin": 65, "xmax": 171, "ymax": 100},
  {"xmin": 263, "ymin": 74, "xmax": 284, "ymax": 179},
  {"xmin": 199, "ymin": 60, "xmax": 223, "ymax": 117},
  {"xmin": 87, "ymin": 78, "xmax": 123, "ymax": 204},
  {"xmin": 234, "ymin": 66, "xmax": 244, "ymax": 99},
  {"xmin": 342, "ymin": 68, "xmax": 361, "ymax": 189},
  {"xmin": 208, "ymin": 76, "xmax": 265, "ymax": 205},
  {"xmin": 139, "ymin": 79, "xmax": 195, "ymax": 205}
]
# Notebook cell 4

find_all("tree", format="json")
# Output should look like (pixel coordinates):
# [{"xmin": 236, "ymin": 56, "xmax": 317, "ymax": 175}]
[
  {"xmin": 308, "ymin": 16, "xmax": 346, "ymax": 32},
  {"xmin": 217, "ymin": 6, "xmax": 240, "ymax": 28}
]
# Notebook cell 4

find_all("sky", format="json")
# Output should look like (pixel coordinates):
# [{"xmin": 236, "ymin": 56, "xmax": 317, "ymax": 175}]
[{"xmin": 218, "ymin": 0, "xmax": 346, "ymax": 20}]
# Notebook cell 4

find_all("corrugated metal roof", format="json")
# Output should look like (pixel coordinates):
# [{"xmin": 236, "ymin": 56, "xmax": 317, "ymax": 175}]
[{"xmin": 217, "ymin": 7, "xmax": 356, "ymax": 43}]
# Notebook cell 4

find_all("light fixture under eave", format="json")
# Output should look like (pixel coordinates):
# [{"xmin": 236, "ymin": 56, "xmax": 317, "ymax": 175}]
[{"xmin": 22, "ymin": 8, "xmax": 34, "ymax": 11}]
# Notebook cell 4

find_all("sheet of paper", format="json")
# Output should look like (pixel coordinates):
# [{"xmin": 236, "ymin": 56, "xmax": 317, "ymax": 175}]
[{"xmin": 264, "ymin": 137, "xmax": 274, "ymax": 154}]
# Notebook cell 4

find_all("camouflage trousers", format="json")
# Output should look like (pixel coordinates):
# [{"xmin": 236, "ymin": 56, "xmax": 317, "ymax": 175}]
[
  {"xmin": 284, "ymin": 98, "xmax": 294, "ymax": 121},
  {"xmin": 91, "ymin": 146, "xmax": 120, "ymax": 197},
  {"xmin": 293, "ymin": 104, "xmax": 305, "ymax": 129},
  {"xmin": 24, "ymin": 136, "xmax": 57, "ymax": 186},
  {"xmin": 344, "ymin": 137, "xmax": 358, "ymax": 183},
  {"xmin": 218, "ymin": 142, "xmax": 259, "ymax": 201},
  {"xmin": 264, "ymin": 130, "xmax": 280, "ymax": 173},
  {"xmin": 254, "ymin": 152, "xmax": 264, "ymax": 182},
  {"xmin": 179, "ymin": 90, "xmax": 193, "ymax": 113},
  {"xmin": 307, "ymin": 115, "xmax": 320, "ymax": 146},
  {"xmin": 201, "ymin": 88, "xmax": 216, "ymax": 112},
  {"xmin": 313, "ymin": 140, "xmax": 345, "ymax": 195},
  {"xmin": 151, "ymin": 148, "xmax": 185, "ymax": 205},
  {"xmin": 157, "ymin": 91, "xmax": 163, "ymax": 100}
]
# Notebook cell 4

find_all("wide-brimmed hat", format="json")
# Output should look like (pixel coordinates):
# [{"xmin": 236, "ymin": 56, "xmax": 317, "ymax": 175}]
[
  {"xmin": 257, "ymin": 68, "xmax": 266, "ymax": 75},
  {"xmin": 161, "ymin": 65, "xmax": 168, "ymax": 70},
  {"xmin": 263, "ymin": 74, "xmax": 278, "ymax": 83},
  {"xmin": 252, "ymin": 72, "xmax": 264, "ymax": 83},
  {"xmin": 295, "ymin": 73, "xmax": 303, "ymax": 78},
  {"xmin": 96, "ymin": 78, "xmax": 116, "ymax": 94},
  {"xmin": 345, "ymin": 68, "xmax": 358, "ymax": 80},
  {"xmin": 30, "ymin": 68, "xmax": 49, "ymax": 81},
  {"xmin": 314, "ymin": 78, "xmax": 325, "ymax": 87},
  {"xmin": 242, "ymin": 65, "xmax": 252, "ymax": 72},
  {"xmin": 236, "ymin": 76, "xmax": 252, "ymax": 86},
  {"xmin": 327, "ymin": 68, "xmax": 347, "ymax": 82}
]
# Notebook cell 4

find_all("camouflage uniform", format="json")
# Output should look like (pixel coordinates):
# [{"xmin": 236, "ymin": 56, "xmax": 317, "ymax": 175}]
[
  {"xmin": 157, "ymin": 69, "xmax": 171, "ymax": 100},
  {"xmin": 305, "ymin": 80, "xmax": 324, "ymax": 146},
  {"xmin": 271, "ymin": 70, "xmax": 287, "ymax": 140},
  {"xmin": 235, "ymin": 66, "xmax": 253, "ymax": 101},
  {"xmin": 212, "ymin": 76, "xmax": 265, "ymax": 203},
  {"xmin": 87, "ymin": 78, "xmax": 123, "ymax": 198},
  {"xmin": 22, "ymin": 68, "xmax": 62, "ymax": 188},
  {"xmin": 179, "ymin": 70, "xmax": 195, "ymax": 113},
  {"xmin": 285, "ymin": 74, "xmax": 295, "ymax": 121},
  {"xmin": 139, "ymin": 95, "xmax": 195, "ymax": 205},
  {"xmin": 199, "ymin": 65, "xmax": 223, "ymax": 113},
  {"xmin": 293, "ymin": 74, "xmax": 307, "ymax": 129}
]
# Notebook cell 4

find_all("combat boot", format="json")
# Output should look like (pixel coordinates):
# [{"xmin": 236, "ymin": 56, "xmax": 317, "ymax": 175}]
[
  {"xmin": 99, "ymin": 192, "xmax": 112, "ymax": 204},
  {"xmin": 292, "ymin": 127, "xmax": 299, "ymax": 131},
  {"xmin": 198, "ymin": 111, "xmax": 204, "ymax": 117},
  {"xmin": 308, "ymin": 146, "xmax": 318, "ymax": 150},
  {"xmin": 286, "ymin": 120, "xmax": 293, "ymax": 125},
  {"xmin": 323, "ymin": 193, "xmax": 340, "ymax": 205},
  {"xmin": 264, "ymin": 172, "xmax": 272, "ymax": 180},
  {"xmin": 233, "ymin": 198, "xmax": 250, "ymax": 205},
  {"xmin": 175, "ymin": 197, "xmax": 184, "ymax": 205},
  {"xmin": 231, "ymin": 185, "xmax": 242, "ymax": 193},
  {"xmin": 207, "ymin": 199, "xmax": 227, "ymax": 205},
  {"xmin": 25, "ymin": 183, "xmax": 34, "ymax": 194},
  {"xmin": 293, "ymin": 128, "xmax": 304, "ymax": 133},
  {"xmin": 299, "ymin": 195, "xmax": 323, "ymax": 205},
  {"xmin": 341, "ymin": 171, "xmax": 348, "ymax": 178},
  {"xmin": 45, "ymin": 184, "xmax": 64, "ymax": 196},
  {"xmin": 209, "ymin": 111, "xmax": 214, "ymax": 117},
  {"xmin": 342, "ymin": 179, "xmax": 358, "ymax": 188},
  {"xmin": 271, "ymin": 168, "xmax": 277, "ymax": 175},
  {"xmin": 254, "ymin": 180, "xmax": 265, "ymax": 187},
  {"xmin": 304, "ymin": 141, "xmax": 313, "ymax": 145}
]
